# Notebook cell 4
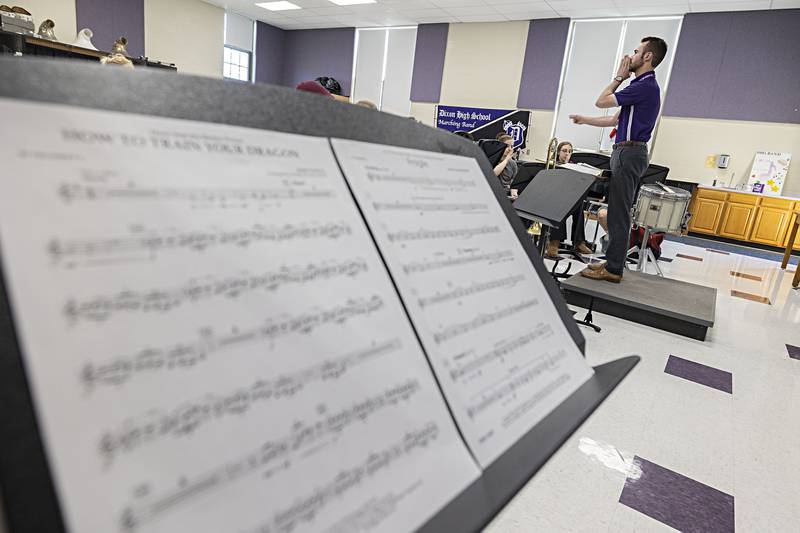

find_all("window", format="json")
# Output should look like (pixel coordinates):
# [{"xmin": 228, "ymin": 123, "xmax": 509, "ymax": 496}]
[
  {"xmin": 224, "ymin": 12, "xmax": 254, "ymax": 82},
  {"xmin": 352, "ymin": 26, "xmax": 417, "ymax": 116},
  {"xmin": 224, "ymin": 46, "xmax": 251, "ymax": 82}
]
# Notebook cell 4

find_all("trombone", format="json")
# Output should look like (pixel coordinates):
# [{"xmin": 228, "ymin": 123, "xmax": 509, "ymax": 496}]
[{"xmin": 527, "ymin": 137, "xmax": 559, "ymax": 236}]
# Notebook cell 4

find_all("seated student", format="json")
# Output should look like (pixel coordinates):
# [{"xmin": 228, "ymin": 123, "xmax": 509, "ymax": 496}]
[
  {"xmin": 597, "ymin": 207, "xmax": 609, "ymax": 252},
  {"xmin": 493, "ymin": 133, "xmax": 519, "ymax": 200},
  {"xmin": 296, "ymin": 80, "xmax": 334, "ymax": 98},
  {"xmin": 546, "ymin": 141, "xmax": 593, "ymax": 257}
]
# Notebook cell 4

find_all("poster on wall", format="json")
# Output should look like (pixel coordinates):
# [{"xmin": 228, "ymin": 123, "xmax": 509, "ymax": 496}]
[
  {"xmin": 747, "ymin": 151, "xmax": 792, "ymax": 195},
  {"xmin": 436, "ymin": 105, "xmax": 531, "ymax": 150}
]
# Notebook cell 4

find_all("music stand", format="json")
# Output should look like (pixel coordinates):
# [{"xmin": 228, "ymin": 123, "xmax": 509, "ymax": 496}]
[
  {"xmin": 515, "ymin": 169, "xmax": 597, "ymax": 263},
  {"xmin": 512, "ymin": 161, "xmax": 548, "ymax": 194}
]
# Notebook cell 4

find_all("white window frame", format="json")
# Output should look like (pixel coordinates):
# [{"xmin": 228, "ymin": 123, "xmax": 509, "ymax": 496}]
[{"xmin": 223, "ymin": 45, "xmax": 252, "ymax": 83}]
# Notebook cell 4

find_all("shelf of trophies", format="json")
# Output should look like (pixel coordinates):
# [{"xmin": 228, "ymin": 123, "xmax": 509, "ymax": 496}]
[{"xmin": 0, "ymin": 8, "xmax": 176, "ymax": 71}]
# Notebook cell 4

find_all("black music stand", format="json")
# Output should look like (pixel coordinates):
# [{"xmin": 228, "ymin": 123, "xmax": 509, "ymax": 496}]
[
  {"xmin": 0, "ymin": 57, "xmax": 637, "ymax": 533},
  {"xmin": 515, "ymin": 169, "xmax": 600, "ymax": 333},
  {"xmin": 515, "ymin": 169, "xmax": 597, "ymax": 264},
  {"xmin": 512, "ymin": 161, "xmax": 548, "ymax": 194}
]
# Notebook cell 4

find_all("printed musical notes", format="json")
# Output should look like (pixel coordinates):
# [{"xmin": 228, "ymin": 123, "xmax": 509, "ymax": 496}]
[
  {"xmin": 418, "ymin": 274, "xmax": 525, "ymax": 308},
  {"xmin": 0, "ymin": 101, "xmax": 480, "ymax": 533},
  {"xmin": 48, "ymin": 222, "xmax": 353, "ymax": 266},
  {"xmin": 373, "ymin": 201, "xmax": 487, "ymax": 212},
  {"xmin": 402, "ymin": 250, "xmax": 513, "ymax": 275},
  {"xmin": 117, "ymin": 385, "xmax": 429, "ymax": 530},
  {"xmin": 432, "ymin": 299, "xmax": 538, "ymax": 343},
  {"xmin": 58, "ymin": 183, "xmax": 334, "ymax": 203},
  {"xmin": 332, "ymin": 138, "xmax": 594, "ymax": 468},
  {"xmin": 81, "ymin": 302, "xmax": 392, "ymax": 389},
  {"xmin": 387, "ymin": 225, "xmax": 500, "ymax": 243},
  {"xmin": 65, "ymin": 259, "xmax": 369, "ymax": 323}
]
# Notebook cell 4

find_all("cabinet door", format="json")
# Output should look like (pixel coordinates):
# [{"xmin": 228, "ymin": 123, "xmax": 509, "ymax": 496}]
[
  {"xmin": 750, "ymin": 206, "xmax": 791, "ymax": 246},
  {"xmin": 688, "ymin": 198, "xmax": 725, "ymax": 234},
  {"xmin": 718, "ymin": 203, "xmax": 757, "ymax": 240},
  {"xmin": 784, "ymin": 211, "xmax": 800, "ymax": 250}
]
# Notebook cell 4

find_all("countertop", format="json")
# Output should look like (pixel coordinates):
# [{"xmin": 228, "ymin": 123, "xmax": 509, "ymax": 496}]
[{"xmin": 696, "ymin": 185, "xmax": 800, "ymax": 204}]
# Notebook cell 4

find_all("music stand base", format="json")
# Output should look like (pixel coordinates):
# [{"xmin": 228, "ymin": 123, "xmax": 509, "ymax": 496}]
[{"xmin": 574, "ymin": 296, "xmax": 602, "ymax": 333}]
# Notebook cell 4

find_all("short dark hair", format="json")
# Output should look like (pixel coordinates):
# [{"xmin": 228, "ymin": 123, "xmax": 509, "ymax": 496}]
[
  {"xmin": 315, "ymin": 76, "xmax": 342, "ymax": 95},
  {"xmin": 454, "ymin": 130, "xmax": 475, "ymax": 141},
  {"xmin": 641, "ymin": 36, "xmax": 667, "ymax": 68}
]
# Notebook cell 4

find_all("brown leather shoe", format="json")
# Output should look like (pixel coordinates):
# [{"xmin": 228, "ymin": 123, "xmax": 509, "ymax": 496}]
[
  {"xmin": 546, "ymin": 240, "xmax": 561, "ymax": 259},
  {"xmin": 580, "ymin": 266, "xmax": 622, "ymax": 283},
  {"xmin": 576, "ymin": 241, "xmax": 593, "ymax": 254},
  {"xmin": 586, "ymin": 261, "xmax": 606, "ymax": 271}
]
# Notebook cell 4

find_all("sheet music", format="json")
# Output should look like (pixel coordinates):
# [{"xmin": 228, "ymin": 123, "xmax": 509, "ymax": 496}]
[
  {"xmin": 0, "ymin": 99, "xmax": 481, "ymax": 533},
  {"xmin": 331, "ymin": 139, "xmax": 594, "ymax": 467}
]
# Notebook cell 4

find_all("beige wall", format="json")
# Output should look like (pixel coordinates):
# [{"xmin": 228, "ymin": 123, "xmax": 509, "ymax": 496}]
[
  {"xmin": 410, "ymin": 102, "xmax": 436, "ymax": 127},
  {"xmin": 416, "ymin": 21, "xmax": 556, "ymax": 160},
  {"xmin": 652, "ymin": 116, "xmax": 800, "ymax": 196},
  {"xmin": 439, "ymin": 21, "xmax": 529, "ymax": 109},
  {"xmin": 22, "ymin": 0, "xmax": 77, "ymax": 43},
  {"xmin": 145, "ymin": 0, "xmax": 224, "ymax": 78}
]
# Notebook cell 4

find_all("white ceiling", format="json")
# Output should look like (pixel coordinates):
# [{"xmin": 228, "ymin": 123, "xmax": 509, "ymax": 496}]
[{"xmin": 207, "ymin": 0, "xmax": 800, "ymax": 30}]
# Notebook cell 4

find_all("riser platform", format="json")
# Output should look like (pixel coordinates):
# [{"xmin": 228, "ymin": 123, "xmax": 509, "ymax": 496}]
[{"xmin": 562, "ymin": 270, "xmax": 716, "ymax": 341}]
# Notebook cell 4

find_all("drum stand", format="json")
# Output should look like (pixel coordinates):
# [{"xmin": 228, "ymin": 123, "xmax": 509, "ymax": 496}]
[{"xmin": 626, "ymin": 226, "xmax": 663, "ymax": 276}]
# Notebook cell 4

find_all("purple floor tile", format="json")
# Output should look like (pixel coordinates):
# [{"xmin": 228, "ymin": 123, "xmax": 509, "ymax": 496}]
[
  {"xmin": 664, "ymin": 355, "xmax": 733, "ymax": 394},
  {"xmin": 787, "ymin": 344, "xmax": 800, "ymax": 360},
  {"xmin": 620, "ymin": 456, "xmax": 734, "ymax": 533}
]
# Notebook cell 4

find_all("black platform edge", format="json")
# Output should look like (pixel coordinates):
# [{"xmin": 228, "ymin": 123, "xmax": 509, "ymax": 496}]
[
  {"xmin": 565, "ymin": 291, "xmax": 709, "ymax": 341},
  {"xmin": 418, "ymin": 355, "xmax": 640, "ymax": 533}
]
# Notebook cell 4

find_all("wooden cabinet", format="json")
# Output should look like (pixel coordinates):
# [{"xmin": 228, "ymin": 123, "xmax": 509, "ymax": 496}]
[
  {"xmin": 688, "ymin": 198, "xmax": 725, "ymax": 234},
  {"xmin": 784, "ymin": 208, "xmax": 800, "ymax": 250},
  {"xmin": 718, "ymin": 193, "xmax": 758, "ymax": 240},
  {"xmin": 751, "ymin": 198, "xmax": 795, "ymax": 246},
  {"xmin": 687, "ymin": 189, "xmax": 800, "ymax": 250},
  {"xmin": 688, "ymin": 188, "xmax": 728, "ymax": 235}
]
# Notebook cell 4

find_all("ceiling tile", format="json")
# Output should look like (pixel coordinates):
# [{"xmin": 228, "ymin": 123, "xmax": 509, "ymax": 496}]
[
  {"xmin": 690, "ymin": 1, "xmax": 770, "ymax": 11},
  {"xmin": 554, "ymin": 7, "xmax": 623, "ymax": 17},
  {"xmin": 443, "ymin": 6, "xmax": 501, "ymax": 16},
  {"xmin": 454, "ymin": 14, "xmax": 510, "ymax": 22},
  {"xmin": 618, "ymin": 3, "xmax": 689, "ymax": 16}
]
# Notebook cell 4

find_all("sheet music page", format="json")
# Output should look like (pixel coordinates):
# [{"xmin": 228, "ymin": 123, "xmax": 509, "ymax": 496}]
[
  {"xmin": 0, "ymin": 99, "xmax": 481, "ymax": 533},
  {"xmin": 331, "ymin": 139, "xmax": 594, "ymax": 467}
]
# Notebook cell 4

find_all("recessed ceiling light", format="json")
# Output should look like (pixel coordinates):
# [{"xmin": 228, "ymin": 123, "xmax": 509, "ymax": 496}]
[
  {"xmin": 329, "ymin": 0, "xmax": 377, "ymax": 5},
  {"xmin": 256, "ymin": 1, "xmax": 302, "ymax": 11}
]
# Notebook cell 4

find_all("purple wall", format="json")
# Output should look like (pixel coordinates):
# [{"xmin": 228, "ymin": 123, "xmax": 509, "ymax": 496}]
[
  {"xmin": 281, "ymin": 27, "xmax": 355, "ymax": 95},
  {"xmin": 409, "ymin": 23, "xmax": 449, "ymax": 103},
  {"xmin": 664, "ymin": 9, "xmax": 800, "ymax": 124},
  {"xmin": 255, "ymin": 21, "xmax": 286, "ymax": 86},
  {"xmin": 75, "ymin": 0, "xmax": 144, "ymax": 57},
  {"xmin": 517, "ymin": 18, "xmax": 570, "ymax": 110}
]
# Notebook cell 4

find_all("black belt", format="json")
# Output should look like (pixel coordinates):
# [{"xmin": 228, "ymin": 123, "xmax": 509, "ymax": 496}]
[{"xmin": 613, "ymin": 141, "xmax": 648, "ymax": 148}]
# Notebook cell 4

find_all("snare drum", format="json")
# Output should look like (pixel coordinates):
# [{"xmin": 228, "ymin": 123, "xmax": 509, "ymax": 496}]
[{"xmin": 633, "ymin": 183, "xmax": 691, "ymax": 234}]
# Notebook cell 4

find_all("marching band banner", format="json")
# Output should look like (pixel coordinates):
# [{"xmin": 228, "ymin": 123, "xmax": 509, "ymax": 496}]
[{"xmin": 436, "ymin": 105, "xmax": 531, "ymax": 150}]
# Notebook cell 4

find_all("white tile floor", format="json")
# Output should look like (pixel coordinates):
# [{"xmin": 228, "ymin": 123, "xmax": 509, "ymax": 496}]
[{"xmin": 485, "ymin": 238, "xmax": 800, "ymax": 532}]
